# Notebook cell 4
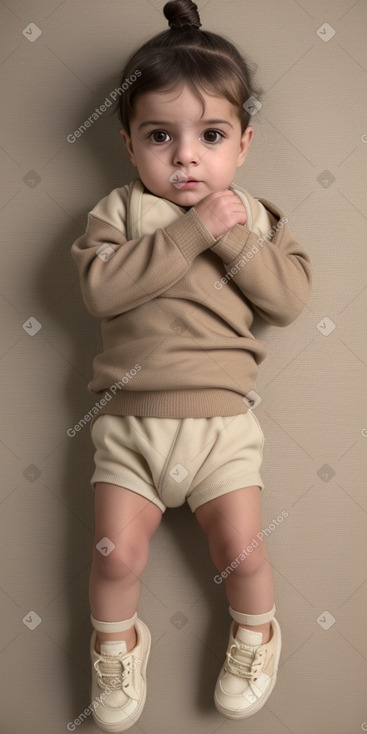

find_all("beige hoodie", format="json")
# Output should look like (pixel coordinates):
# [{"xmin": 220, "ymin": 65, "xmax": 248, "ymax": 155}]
[{"xmin": 71, "ymin": 179, "xmax": 312, "ymax": 426}]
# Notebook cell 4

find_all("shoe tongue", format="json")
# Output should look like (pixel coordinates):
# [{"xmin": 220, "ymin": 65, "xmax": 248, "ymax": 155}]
[
  {"xmin": 100, "ymin": 640, "xmax": 127, "ymax": 656},
  {"xmin": 236, "ymin": 627, "xmax": 263, "ymax": 647}
]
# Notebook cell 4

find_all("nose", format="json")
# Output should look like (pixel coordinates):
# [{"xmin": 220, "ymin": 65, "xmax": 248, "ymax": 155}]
[{"xmin": 173, "ymin": 136, "xmax": 200, "ymax": 167}]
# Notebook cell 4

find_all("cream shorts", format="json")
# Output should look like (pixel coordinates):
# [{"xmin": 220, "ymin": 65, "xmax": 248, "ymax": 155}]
[{"xmin": 90, "ymin": 411, "xmax": 265, "ymax": 513}]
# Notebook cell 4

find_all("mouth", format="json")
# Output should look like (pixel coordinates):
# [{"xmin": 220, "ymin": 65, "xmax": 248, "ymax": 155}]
[{"xmin": 169, "ymin": 171, "xmax": 201, "ymax": 189}]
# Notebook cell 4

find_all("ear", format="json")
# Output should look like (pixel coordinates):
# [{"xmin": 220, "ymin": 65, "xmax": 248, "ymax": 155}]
[
  {"xmin": 120, "ymin": 128, "xmax": 137, "ymax": 167},
  {"xmin": 236, "ymin": 125, "xmax": 254, "ymax": 168}
]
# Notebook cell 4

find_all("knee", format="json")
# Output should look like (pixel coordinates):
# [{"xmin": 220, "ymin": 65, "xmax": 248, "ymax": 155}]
[
  {"xmin": 211, "ymin": 536, "xmax": 268, "ymax": 578},
  {"xmin": 233, "ymin": 541, "xmax": 268, "ymax": 577},
  {"xmin": 92, "ymin": 534, "xmax": 149, "ymax": 582}
]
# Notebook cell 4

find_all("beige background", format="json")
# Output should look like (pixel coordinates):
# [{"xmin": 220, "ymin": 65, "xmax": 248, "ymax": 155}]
[{"xmin": 1, "ymin": 1, "xmax": 366, "ymax": 732}]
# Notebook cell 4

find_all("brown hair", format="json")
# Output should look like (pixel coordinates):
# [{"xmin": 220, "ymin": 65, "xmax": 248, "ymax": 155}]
[{"xmin": 115, "ymin": 0, "xmax": 263, "ymax": 136}]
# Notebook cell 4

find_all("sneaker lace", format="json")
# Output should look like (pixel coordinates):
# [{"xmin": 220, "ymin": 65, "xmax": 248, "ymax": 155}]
[
  {"xmin": 225, "ymin": 641, "xmax": 265, "ymax": 683},
  {"xmin": 94, "ymin": 652, "xmax": 134, "ymax": 692}
]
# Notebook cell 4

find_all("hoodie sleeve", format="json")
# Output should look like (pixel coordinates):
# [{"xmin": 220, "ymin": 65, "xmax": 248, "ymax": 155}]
[
  {"xmin": 71, "ymin": 189, "xmax": 216, "ymax": 318},
  {"xmin": 209, "ymin": 198, "xmax": 312, "ymax": 327}
]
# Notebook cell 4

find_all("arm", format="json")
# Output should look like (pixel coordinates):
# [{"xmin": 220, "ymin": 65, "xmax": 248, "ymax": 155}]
[
  {"xmin": 71, "ymin": 201, "xmax": 216, "ymax": 319},
  {"xmin": 209, "ymin": 203, "xmax": 313, "ymax": 327}
]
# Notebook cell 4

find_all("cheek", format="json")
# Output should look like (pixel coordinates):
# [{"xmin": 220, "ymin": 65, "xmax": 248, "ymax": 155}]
[
  {"xmin": 139, "ymin": 147, "xmax": 162, "ymax": 165},
  {"xmin": 144, "ymin": 152, "xmax": 170, "ymax": 175},
  {"xmin": 211, "ymin": 153, "xmax": 232, "ymax": 170}
]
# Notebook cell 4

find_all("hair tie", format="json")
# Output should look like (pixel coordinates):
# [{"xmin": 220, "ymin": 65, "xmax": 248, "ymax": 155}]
[{"xmin": 170, "ymin": 22, "xmax": 201, "ymax": 30}]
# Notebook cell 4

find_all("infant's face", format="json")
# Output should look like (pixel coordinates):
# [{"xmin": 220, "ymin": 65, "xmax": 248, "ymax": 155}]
[{"xmin": 120, "ymin": 83, "xmax": 253, "ymax": 208}]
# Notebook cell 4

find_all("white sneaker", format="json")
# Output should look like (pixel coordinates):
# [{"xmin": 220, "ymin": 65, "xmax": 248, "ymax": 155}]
[
  {"xmin": 90, "ymin": 618, "xmax": 150, "ymax": 732},
  {"xmin": 214, "ymin": 619, "xmax": 282, "ymax": 718}
]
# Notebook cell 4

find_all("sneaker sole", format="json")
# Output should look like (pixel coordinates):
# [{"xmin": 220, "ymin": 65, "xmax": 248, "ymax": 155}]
[
  {"xmin": 214, "ymin": 618, "xmax": 282, "ymax": 719},
  {"xmin": 91, "ymin": 621, "xmax": 151, "ymax": 733}
]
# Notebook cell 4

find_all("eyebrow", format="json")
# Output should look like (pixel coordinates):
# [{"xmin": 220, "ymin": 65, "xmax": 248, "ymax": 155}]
[{"xmin": 138, "ymin": 119, "xmax": 234, "ymax": 130}]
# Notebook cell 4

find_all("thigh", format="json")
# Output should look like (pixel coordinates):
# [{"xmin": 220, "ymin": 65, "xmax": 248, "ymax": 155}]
[
  {"xmin": 94, "ymin": 482, "xmax": 162, "ymax": 542},
  {"xmin": 195, "ymin": 485, "xmax": 262, "ymax": 546}
]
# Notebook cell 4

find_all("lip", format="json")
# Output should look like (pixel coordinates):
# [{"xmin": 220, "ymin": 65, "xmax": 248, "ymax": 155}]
[
  {"xmin": 170, "ymin": 172, "xmax": 201, "ymax": 189},
  {"xmin": 176, "ymin": 181, "xmax": 201, "ymax": 189},
  {"xmin": 171, "ymin": 178, "xmax": 201, "ymax": 189}
]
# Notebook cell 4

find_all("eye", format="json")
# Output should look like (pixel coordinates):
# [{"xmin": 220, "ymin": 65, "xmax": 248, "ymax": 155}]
[
  {"xmin": 203, "ymin": 129, "xmax": 225, "ymax": 143},
  {"xmin": 149, "ymin": 130, "xmax": 170, "ymax": 143},
  {"xmin": 147, "ymin": 128, "xmax": 225, "ymax": 144}
]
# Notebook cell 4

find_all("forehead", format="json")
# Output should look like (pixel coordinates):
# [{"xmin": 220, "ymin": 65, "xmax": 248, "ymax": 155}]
[{"xmin": 133, "ymin": 84, "xmax": 238, "ymax": 124}]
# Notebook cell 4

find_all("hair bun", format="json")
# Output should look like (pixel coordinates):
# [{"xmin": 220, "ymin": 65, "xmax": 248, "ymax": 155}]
[{"xmin": 163, "ymin": 0, "xmax": 202, "ymax": 30}]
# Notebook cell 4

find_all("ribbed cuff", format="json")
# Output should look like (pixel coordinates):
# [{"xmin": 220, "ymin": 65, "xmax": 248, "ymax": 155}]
[
  {"xmin": 90, "ymin": 612, "xmax": 138, "ymax": 632},
  {"xmin": 229, "ymin": 604, "xmax": 276, "ymax": 625},
  {"xmin": 210, "ymin": 224, "xmax": 253, "ymax": 264},
  {"xmin": 164, "ymin": 207, "xmax": 217, "ymax": 262}
]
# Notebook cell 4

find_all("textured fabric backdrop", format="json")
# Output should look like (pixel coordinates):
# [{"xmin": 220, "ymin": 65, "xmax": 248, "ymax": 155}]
[{"xmin": 0, "ymin": 1, "xmax": 366, "ymax": 732}]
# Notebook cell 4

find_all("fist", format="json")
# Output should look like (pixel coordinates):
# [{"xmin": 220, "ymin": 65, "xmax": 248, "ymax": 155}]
[{"xmin": 194, "ymin": 190, "xmax": 247, "ymax": 240}]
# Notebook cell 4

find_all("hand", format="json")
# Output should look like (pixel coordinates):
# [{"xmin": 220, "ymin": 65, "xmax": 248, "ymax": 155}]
[{"xmin": 194, "ymin": 190, "xmax": 247, "ymax": 240}]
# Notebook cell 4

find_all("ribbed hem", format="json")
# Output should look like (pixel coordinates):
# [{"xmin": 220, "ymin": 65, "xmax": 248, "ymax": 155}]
[
  {"xmin": 188, "ymin": 473, "xmax": 264, "ymax": 512},
  {"xmin": 90, "ymin": 471, "xmax": 167, "ymax": 511},
  {"xmin": 89, "ymin": 388, "xmax": 249, "ymax": 431}
]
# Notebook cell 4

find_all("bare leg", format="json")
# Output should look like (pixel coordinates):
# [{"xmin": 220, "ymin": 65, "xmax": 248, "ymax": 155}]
[
  {"xmin": 195, "ymin": 486, "xmax": 274, "ymax": 642},
  {"xmin": 89, "ymin": 482, "xmax": 162, "ymax": 652}
]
